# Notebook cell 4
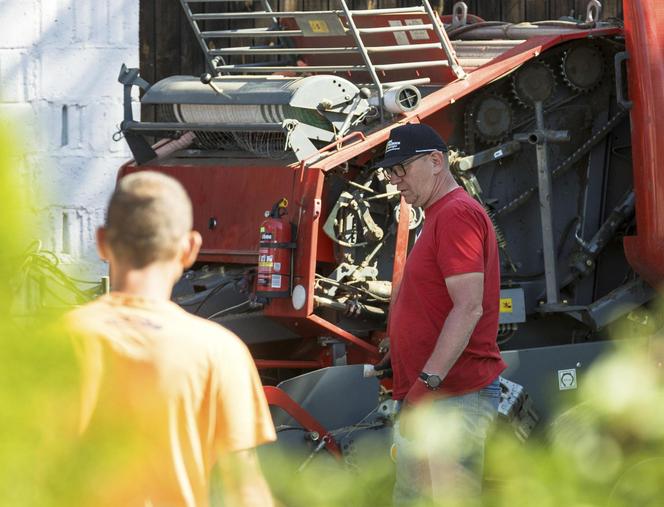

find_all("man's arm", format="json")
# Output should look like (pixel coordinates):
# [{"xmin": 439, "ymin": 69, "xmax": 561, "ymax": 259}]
[
  {"xmin": 421, "ymin": 271, "xmax": 484, "ymax": 380},
  {"xmin": 217, "ymin": 448, "xmax": 275, "ymax": 507}
]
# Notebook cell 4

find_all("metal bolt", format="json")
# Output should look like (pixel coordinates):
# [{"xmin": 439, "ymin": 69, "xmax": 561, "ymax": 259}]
[
  {"xmin": 576, "ymin": 362, "xmax": 582, "ymax": 368},
  {"xmin": 586, "ymin": 259, "xmax": 593, "ymax": 266}
]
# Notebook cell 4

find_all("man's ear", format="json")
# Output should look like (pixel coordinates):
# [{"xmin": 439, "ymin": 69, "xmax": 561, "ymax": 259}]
[
  {"xmin": 430, "ymin": 150, "xmax": 445, "ymax": 175},
  {"xmin": 181, "ymin": 231, "xmax": 202, "ymax": 269},
  {"xmin": 96, "ymin": 227, "xmax": 110, "ymax": 262}
]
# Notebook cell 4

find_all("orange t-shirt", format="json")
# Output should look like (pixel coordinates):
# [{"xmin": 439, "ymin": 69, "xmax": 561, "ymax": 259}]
[{"xmin": 64, "ymin": 292, "xmax": 276, "ymax": 507}]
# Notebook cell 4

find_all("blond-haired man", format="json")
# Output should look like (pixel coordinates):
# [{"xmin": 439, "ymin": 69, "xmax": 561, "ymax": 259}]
[{"xmin": 65, "ymin": 171, "xmax": 276, "ymax": 507}]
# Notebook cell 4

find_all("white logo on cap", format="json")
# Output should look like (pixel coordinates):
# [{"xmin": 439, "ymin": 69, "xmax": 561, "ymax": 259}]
[{"xmin": 385, "ymin": 140, "xmax": 401, "ymax": 153}]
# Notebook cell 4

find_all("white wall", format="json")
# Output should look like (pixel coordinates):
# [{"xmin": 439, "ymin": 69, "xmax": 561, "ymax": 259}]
[{"xmin": 0, "ymin": 0, "xmax": 139, "ymax": 278}]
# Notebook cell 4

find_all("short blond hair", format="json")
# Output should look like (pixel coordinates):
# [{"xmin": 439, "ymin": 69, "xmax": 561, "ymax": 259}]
[{"xmin": 105, "ymin": 171, "xmax": 193, "ymax": 268}]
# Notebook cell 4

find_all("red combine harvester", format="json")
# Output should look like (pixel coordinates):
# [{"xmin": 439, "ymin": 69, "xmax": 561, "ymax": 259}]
[{"xmin": 116, "ymin": 0, "xmax": 663, "ymax": 464}]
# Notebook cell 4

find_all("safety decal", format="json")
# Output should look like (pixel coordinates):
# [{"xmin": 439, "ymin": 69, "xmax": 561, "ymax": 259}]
[
  {"xmin": 558, "ymin": 368, "xmax": 577, "ymax": 390},
  {"xmin": 308, "ymin": 19, "xmax": 329, "ymax": 33},
  {"xmin": 499, "ymin": 298, "xmax": 513, "ymax": 313},
  {"xmin": 271, "ymin": 274, "xmax": 282, "ymax": 288}
]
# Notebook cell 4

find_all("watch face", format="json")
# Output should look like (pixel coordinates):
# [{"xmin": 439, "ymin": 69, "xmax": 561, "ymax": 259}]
[{"xmin": 427, "ymin": 375, "xmax": 442, "ymax": 389}]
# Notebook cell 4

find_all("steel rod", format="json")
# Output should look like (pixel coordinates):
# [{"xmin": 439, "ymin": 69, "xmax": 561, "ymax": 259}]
[
  {"xmin": 358, "ymin": 24, "xmax": 432, "ymax": 34},
  {"xmin": 192, "ymin": 6, "xmax": 425, "ymax": 21},
  {"xmin": 123, "ymin": 121, "xmax": 285, "ymax": 132},
  {"xmin": 374, "ymin": 60, "xmax": 449, "ymax": 71},
  {"xmin": 212, "ymin": 64, "xmax": 368, "ymax": 72},
  {"xmin": 366, "ymin": 43, "xmax": 442, "ymax": 53},
  {"xmin": 533, "ymin": 101, "xmax": 559, "ymax": 304},
  {"xmin": 201, "ymin": 28, "xmax": 302, "ymax": 38}
]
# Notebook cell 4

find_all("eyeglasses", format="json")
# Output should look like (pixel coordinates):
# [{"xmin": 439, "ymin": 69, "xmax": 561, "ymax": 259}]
[{"xmin": 384, "ymin": 152, "xmax": 431, "ymax": 181}]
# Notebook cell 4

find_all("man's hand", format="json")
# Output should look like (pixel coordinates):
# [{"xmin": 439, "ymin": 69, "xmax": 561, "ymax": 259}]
[{"xmin": 404, "ymin": 379, "xmax": 432, "ymax": 406}]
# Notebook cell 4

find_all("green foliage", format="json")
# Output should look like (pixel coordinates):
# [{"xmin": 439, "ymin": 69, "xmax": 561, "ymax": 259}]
[
  {"xmin": 254, "ymin": 337, "xmax": 664, "ymax": 507},
  {"xmin": 0, "ymin": 120, "xmax": 120, "ymax": 506}
]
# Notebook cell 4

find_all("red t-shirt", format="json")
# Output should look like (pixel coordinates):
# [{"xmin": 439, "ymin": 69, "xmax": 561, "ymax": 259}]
[{"xmin": 390, "ymin": 187, "xmax": 506, "ymax": 399}]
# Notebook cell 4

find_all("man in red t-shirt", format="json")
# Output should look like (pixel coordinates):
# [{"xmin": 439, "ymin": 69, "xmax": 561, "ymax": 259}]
[{"xmin": 375, "ymin": 123, "xmax": 506, "ymax": 505}]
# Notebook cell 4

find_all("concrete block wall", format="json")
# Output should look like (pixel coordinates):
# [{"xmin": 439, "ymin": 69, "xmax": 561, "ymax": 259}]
[{"xmin": 0, "ymin": 0, "xmax": 139, "ymax": 278}]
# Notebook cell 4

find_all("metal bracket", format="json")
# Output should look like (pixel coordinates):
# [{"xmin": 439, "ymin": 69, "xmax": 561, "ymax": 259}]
[
  {"xmin": 614, "ymin": 51, "xmax": 633, "ymax": 110},
  {"xmin": 319, "ymin": 337, "xmax": 348, "ymax": 366},
  {"xmin": 585, "ymin": 0, "xmax": 602, "ymax": 23},
  {"xmin": 451, "ymin": 2, "xmax": 468, "ymax": 28},
  {"xmin": 283, "ymin": 120, "xmax": 320, "ymax": 161}
]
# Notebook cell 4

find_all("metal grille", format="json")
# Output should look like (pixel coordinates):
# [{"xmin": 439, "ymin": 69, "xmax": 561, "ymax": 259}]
[{"xmin": 158, "ymin": 103, "xmax": 289, "ymax": 158}]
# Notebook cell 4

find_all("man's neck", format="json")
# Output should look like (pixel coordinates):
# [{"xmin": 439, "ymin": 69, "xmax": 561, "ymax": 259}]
[
  {"xmin": 424, "ymin": 173, "xmax": 459, "ymax": 209},
  {"xmin": 109, "ymin": 262, "xmax": 178, "ymax": 301}
]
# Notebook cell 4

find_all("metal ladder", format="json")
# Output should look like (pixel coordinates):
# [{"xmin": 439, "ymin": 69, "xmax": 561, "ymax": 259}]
[{"xmin": 179, "ymin": 0, "xmax": 467, "ymax": 98}]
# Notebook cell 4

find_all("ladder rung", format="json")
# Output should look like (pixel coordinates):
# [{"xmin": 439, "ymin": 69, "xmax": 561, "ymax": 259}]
[
  {"xmin": 210, "ymin": 42, "xmax": 445, "ymax": 56},
  {"xmin": 201, "ymin": 29, "xmax": 303, "ymax": 38},
  {"xmin": 214, "ymin": 64, "xmax": 368, "ymax": 73},
  {"xmin": 373, "ymin": 60, "xmax": 449, "ymax": 71},
  {"xmin": 210, "ymin": 46, "xmax": 357, "ymax": 56},
  {"xmin": 366, "ymin": 43, "xmax": 442, "ymax": 54},
  {"xmin": 192, "ymin": 11, "xmax": 336, "ymax": 20},
  {"xmin": 192, "ymin": 6, "xmax": 426, "ymax": 21},
  {"xmin": 349, "ymin": 7, "xmax": 425, "ymax": 16},
  {"xmin": 358, "ymin": 24, "xmax": 433, "ymax": 34}
]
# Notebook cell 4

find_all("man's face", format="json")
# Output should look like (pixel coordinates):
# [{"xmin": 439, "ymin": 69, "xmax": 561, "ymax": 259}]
[{"xmin": 385, "ymin": 152, "xmax": 440, "ymax": 208}]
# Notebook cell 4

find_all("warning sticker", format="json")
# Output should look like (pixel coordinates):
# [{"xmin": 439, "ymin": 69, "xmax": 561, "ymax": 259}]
[
  {"xmin": 273, "ymin": 262, "xmax": 281, "ymax": 272},
  {"xmin": 499, "ymin": 298, "xmax": 513, "ymax": 313},
  {"xmin": 405, "ymin": 18, "xmax": 429, "ymax": 41},
  {"xmin": 308, "ymin": 19, "xmax": 329, "ymax": 33},
  {"xmin": 271, "ymin": 274, "xmax": 282, "ymax": 289},
  {"xmin": 258, "ymin": 254, "xmax": 272, "ymax": 268},
  {"xmin": 389, "ymin": 20, "xmax": 409, "ymax": 46}
]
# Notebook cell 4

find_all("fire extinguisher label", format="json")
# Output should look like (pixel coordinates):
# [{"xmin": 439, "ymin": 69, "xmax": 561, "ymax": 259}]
[
  {"xmin": 261, "ymin": 232, "xmax": 273, "ymax": 241},
  {"xmin": 273, "ymin": 262, "xmax": 281, "ymax": 272},
  {"xmin": 259, "ymin": 254, "xmax": 273, "ymax": 267},
  {"xmin": 271, "ymin": 274, "xmax": 282, "ymax": 288}
]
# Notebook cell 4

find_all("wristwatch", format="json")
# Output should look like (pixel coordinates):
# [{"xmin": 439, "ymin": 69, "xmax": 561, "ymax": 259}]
[{"xmin": 418, "ymin": 372, "xmax": 442, "ymax": 390}]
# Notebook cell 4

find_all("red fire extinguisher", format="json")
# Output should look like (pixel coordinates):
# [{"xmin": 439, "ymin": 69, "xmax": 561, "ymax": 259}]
[{"xmin": 256, "ymin": 198, "xmax": 295, "ymax": 299}]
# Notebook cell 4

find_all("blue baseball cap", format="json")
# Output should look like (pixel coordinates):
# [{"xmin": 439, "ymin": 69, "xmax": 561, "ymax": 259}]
[{"xmin": 374, "ymin": 123, "xmax": 448, "ymax": 169}]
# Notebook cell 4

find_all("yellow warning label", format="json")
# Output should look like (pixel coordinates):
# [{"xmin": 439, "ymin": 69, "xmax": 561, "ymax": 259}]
[
  {"xmin": 258, "ymin": 261, "xmax": 273, "ymax": 268},
  {"xmin": 500, "ymin": 298, "xmax": 513, "ymax": 313},
  {"xmin": 260, "ymin": 226, "xmax": 265, "ymax": 233},
  {"xmin": 308, "ymin": 19, "xmax": 330, "ymax": 33}
]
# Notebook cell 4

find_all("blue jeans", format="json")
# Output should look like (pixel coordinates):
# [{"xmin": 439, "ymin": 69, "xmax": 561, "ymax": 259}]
[{"xmin": 393, "ymin": 377, "xmax": 501, "ymax": 506}]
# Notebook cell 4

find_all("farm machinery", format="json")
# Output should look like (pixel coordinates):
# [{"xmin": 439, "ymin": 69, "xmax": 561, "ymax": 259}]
[{"xmin": 115, "ymin": 0, "xmax": 664, "ymax": 469}]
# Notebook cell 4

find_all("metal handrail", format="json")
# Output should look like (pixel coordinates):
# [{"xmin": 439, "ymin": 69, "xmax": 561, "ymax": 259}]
[
  {"xmin": 178, "ymin": 0, "xmax": 466, "ymax": 110},
  {"xmin": 209, "ymin": 43, "xmax": 443, "ymax": 56},
  {"xmin": 201, "ymin": 28, "xmax": 303, "ymax": 38},
  {"xmin": 191, "ymin": 7, "xmax": 426, "ymax": 21}
]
